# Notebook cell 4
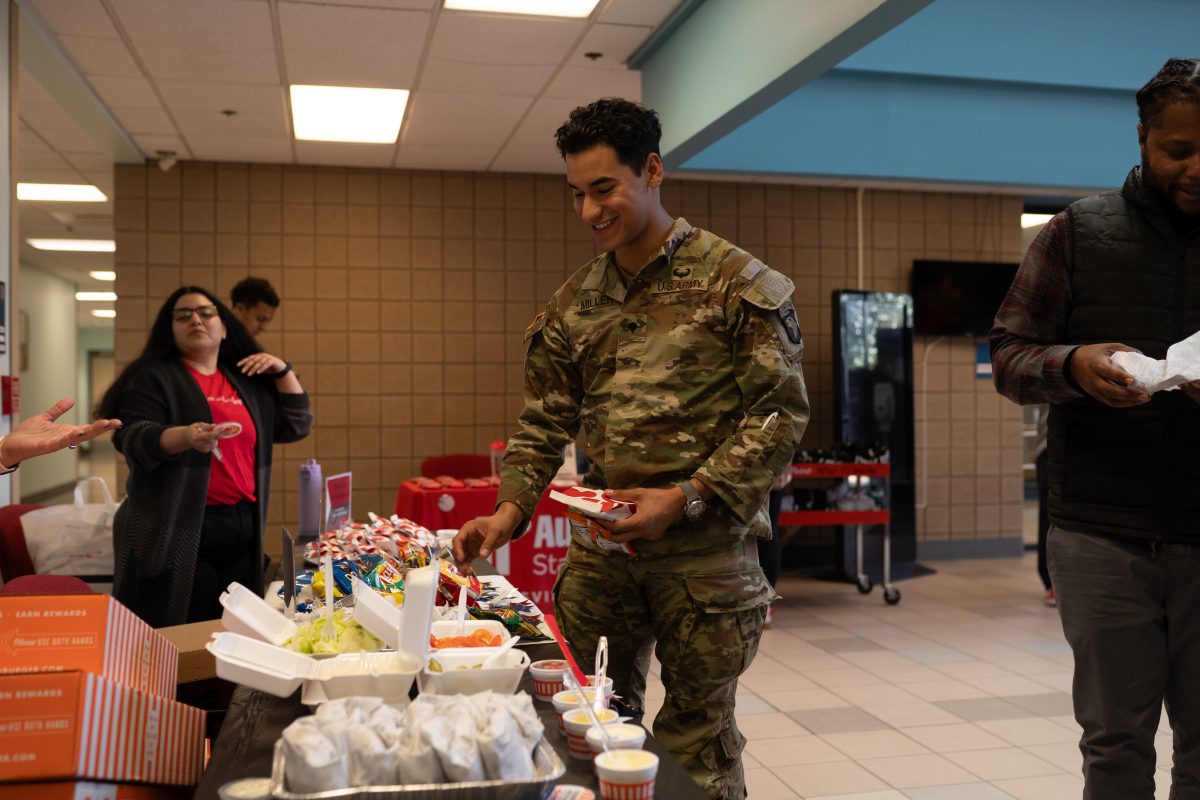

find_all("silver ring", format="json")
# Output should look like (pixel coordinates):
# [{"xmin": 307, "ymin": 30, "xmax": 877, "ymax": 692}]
[{"xmin": 68, "ymin": 444, "xmax": 77, "ymax": 450}]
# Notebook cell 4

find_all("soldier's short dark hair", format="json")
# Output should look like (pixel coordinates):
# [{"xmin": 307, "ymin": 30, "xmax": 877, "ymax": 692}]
[
  {"xmin": 554, "ymin": 98, "xmax": 662, "ymax": 175},
  {"xmin": 1137, "ymin": 58, "xmax": 1200, "ymax": 128},
  {"xmin": 230, "ymin": 276, "xmax": 279, "ymax": 308}
]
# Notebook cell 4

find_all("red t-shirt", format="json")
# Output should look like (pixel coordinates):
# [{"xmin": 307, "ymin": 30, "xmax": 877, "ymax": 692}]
[{"xmin": 187, "ymin": 365, "xmax": 257, "ymax": 506}]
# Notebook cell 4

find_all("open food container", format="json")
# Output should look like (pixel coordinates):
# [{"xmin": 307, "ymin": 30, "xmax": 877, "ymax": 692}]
[
  {"xmin": 428, "ymin": 619, "xmax": 512, "ymax": 656},
  {"xmin": 207, "ymin": 631, "xmax": 418, "ymax": 704},
  {"xmin": 418, "ymin": 648, "xmax": 530, "ymax": 696},
  {"xmin": 220, "ymin": 582, "xmax": 298, "ymax": 646},
  {"xmin": 269, "ymin": 738, "xmax": 564, "ymax": 800}
]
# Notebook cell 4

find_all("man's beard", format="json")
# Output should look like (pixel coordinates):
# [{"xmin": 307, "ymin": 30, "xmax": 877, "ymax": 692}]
[{"xmin": 1141, "ymin": 154, "xmax": 1200, "ymax": 221}]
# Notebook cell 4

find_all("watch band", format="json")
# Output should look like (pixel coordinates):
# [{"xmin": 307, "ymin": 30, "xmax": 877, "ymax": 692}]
[
  {"xmin": 678, "ymin": 480, "xmax": 701, "ymax": 505},
  {"xmin": 273, "ymin": 361, "xmax": 293, "ymax": 378}
]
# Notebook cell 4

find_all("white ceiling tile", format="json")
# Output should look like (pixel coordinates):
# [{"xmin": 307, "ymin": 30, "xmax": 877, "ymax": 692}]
[
  {"xmin": 57, "ymin": 35, "xmax": 144, "ymax": 79},
  {"xmin": 281, "ymin": 0, "xmax": 436, "ymax": 7},
  {"xmin": 19, "ymin": 68, "xmax": 59, "ymax": 107},
  {"xmin": 21, "ymin": 102, "xmax": 85, "ymax": 133},
  {"xmin": 87, "ymin": 76, "xmax": 162, "ymax": 110},
  {"xmin": 17, "ymin": 151, "xmax": 75, "ymax": 172},
  {"xmin": 132, "ymin": 134, "xmax": 191, "ymax": 159},
  {"xmin": 429, "ymin": 13, "xmax": 584, "ymax": 67},
  {"xmin": 188, "ymin": 137, "xmax": 294, "ymax": 164},
  {"xmin": 403, "ymin": 92, "xmax": 529, "ymax": 148},
  {"xmin": 542, "ymin": 66, "xmax": 641, "ymax": 101},
  {"xmin": 393, "ymin": 144, "xmax": 495, "ymax": 171},
  {"xmin": 488, "ymin": 145, "xmax": 564, "ymax": 174},
  {"xmin": 157, "ymin": 81, "xmax": 286, "ymax": 116},
  {"xmin": 42, "ymin": 129, "xmax": 111, "ymax": 153},
  {"xmin": 111, "ymin": 0, "xmax": 280, "ymax": 84},
  {"xmin": 419, "ymin": 59, "xmax": 554, "ymax": 96},
  {"xmin": 25, "ymin": 0, "xmax": 122, "ymax": 38},
  {"xmin": 599, "ymin": 0, "xmax": 684, "ymax": 28},
  {"xmin": 293, "ymin": 141, "xmax": 396, "ymax": 167},
  {"xmin": 115, "ymin": 107, "xmax": 179, "ymax": 136},
  {"xmin": 17, "ymin": 131, "xmax": 54, "ymax": 153},
  {"xmin": 570, "ymin": 23, "xmax": 653, "ymax": 69},
  {"xmin": 173, "ymin": 110, "xmax": 288, "ymax": 139},
  {"xmin": 279, "ymin": 4, "xmax": 428, "ymax": 87},
  {"xmin": 64, "ymin": 154, "xmax": 116, "ymax": 173}
]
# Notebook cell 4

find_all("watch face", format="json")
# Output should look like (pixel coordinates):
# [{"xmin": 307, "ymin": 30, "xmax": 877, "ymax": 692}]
[{"xmin": 686, "ymin": 500, "xmax": 705, "ymax": 520}]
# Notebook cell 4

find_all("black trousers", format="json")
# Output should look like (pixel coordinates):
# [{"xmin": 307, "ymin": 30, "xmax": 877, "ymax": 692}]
[
  {"xmin": 1036, "ymin": 450, "xmax": 1051, "ymax": 590},
  {"xmin": 1049, "ymin": 525, "xmax": 1200, "ymax": 799},
  {"xmin": 188, "ymin": 501, "xmax": 258, "ymax": 623}
]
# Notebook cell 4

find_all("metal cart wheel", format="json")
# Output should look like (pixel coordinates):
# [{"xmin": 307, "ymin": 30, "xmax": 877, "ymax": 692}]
[
  {"xmin": 856, "ymin": 575, "xmax": 873, "ymax": 594},
  {"xmin": 883, "ymin": 586, "xmax": 901, "ymax": 605}
]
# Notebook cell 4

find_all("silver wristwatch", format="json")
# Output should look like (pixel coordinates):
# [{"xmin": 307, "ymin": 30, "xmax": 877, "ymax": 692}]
[{"xmin": 677, "ymin": 480, "xmax": 707, "ymax": 522}]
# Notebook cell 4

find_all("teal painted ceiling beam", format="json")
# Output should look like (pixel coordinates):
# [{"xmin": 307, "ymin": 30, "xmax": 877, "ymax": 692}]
[{"xmin": 630, "ymin": 0, "xmax": 933, "ymax": 168}]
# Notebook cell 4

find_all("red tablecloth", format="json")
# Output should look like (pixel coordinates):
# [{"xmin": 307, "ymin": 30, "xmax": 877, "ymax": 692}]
[{"xmin": 394, "ymin": 480, "xmax": 569, "ymax": 608}]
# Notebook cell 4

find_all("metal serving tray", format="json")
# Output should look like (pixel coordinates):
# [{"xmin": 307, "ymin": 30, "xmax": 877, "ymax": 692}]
[{"xmin": 269, "ymin": 737, "xmax": 566, "ymax": 800}]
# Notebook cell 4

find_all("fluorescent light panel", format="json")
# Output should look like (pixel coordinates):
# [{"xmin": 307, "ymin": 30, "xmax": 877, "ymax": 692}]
[
  {"xmin": 17, "ymin": 183, "xmax": 107, "ymax": 202},
  {"xmin": 290, "ymin": 85, "xmax": 409, "ymax": 144},
  {"xmin": 76, "ymin": 291, "xmax": 117, "ymax": 302},
  {"xmin": 1021, "ymin": 213, "xmax": 1054, "ymax": 229},
  {"xmin": 443, "ymin": 0, "xmax": 600, "ymax": 16},
  {"xmin": 29, "ymin": 239, "xmax": 116, "ymax": 252},
  {"xmin": 91, "ymin": 309, "xmax": 116, "ymax": 319},
  {"xmin": 89, "ymin": 270, "xmax": 116, "ymax": 281}
]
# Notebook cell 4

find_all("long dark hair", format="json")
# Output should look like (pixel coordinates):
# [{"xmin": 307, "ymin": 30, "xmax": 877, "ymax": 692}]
[{"xmin": 96, "ymin": 286, "xmax": 264, "ymax": 419}]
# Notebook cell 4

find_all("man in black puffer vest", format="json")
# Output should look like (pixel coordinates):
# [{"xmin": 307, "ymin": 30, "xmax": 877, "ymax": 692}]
[{"xmin": 992, "ymin": 58, "xmax": 1200, "ymax": 799}]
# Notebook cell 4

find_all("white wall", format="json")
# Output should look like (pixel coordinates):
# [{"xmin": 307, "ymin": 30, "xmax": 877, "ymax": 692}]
[
  {"xmin": 76, "ymin": 326, "xmax": 113, "ymax": 423},
  {"xmin": 19, "ymin": 264, "xmax": 78, "ymax": 497}
]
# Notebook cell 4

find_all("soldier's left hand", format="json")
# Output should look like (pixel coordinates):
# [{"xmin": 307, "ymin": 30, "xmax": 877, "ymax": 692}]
[
  {"xmin": 1182, "ymin": 380, "xmax": 1200, "ymax": 405},
  {"xmin": 596, "ymin": 487, "xmax": 685, "ymax": 543}
]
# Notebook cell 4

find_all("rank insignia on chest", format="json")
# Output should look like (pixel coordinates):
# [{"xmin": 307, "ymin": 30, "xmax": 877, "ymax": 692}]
[{"xmin": 779, "ymin": 300, "xmax": 802, "ymax": 344}]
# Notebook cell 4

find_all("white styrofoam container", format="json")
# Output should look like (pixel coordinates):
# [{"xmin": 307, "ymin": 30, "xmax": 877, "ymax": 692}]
[
  {"xmin": 428, "ymin": 619, "xmax": 511, "ymax": 658},
  {"xmin": 417, "ymin": 648, "xmax": 530, "ymax": 696},
  {"xmin": 220, "ymin": 582, "xmax": 299, "ymax": 646},
  {"xmin": 350, "ymin": 575, "xmax": 401, "ymax": 650},
  {"xmin": 207, "ymin": 632, "xmax": 419, "ymax": 703}
]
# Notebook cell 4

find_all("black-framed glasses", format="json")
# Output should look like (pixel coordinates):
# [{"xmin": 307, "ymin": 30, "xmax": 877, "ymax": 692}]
[{"xmin": 172, "ymin": 304, "xmax": 219, "ymax": 322}]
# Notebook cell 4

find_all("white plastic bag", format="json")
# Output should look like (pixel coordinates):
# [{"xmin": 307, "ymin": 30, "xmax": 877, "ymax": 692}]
[{"xmin": 21, "ymin": 477, "xmax": 118, "ymax": 576}]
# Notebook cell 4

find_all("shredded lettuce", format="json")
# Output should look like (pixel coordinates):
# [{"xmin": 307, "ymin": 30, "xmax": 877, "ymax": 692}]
[{"xmin": 286, "ymin": 609, "xmax": 384, "ymax": 655}]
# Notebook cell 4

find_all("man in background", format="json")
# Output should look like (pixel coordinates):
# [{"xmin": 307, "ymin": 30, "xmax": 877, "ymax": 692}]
[
  {"xmin": 991, "ymin": 59, "xmax": 1200, "ymax": 798},
  {"xmin": 230, "ymin": 277, "xmax": 279, "ymax": 338}
]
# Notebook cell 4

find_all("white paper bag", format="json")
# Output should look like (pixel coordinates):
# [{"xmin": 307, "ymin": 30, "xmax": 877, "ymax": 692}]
[{"xmin": 21, "ymin": 477, "xmax": 118, "ymax": 576}]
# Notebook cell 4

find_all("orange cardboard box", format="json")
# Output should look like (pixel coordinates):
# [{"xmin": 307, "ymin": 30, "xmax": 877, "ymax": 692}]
[
  {"xmin": 0, "ymin": 781, "xmax": 190, "ymax": 800},
  {"xmin": 0, "ymin": 595, "xmax": 177, "ymax": 699},
  {"xmin": 0, "ymin": 671, "xmax": 205, "ymax": 785}
]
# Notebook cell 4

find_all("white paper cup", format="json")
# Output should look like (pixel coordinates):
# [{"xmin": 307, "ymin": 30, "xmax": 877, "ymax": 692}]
[
  {"xmin": 530, "ymin": 659, "xmax": 569, "ymax": 702},
  {"xmin": 553, "ymin": 688, "xmax": 609, "ymax": 737},
  {"xmin": 562, "ymin": 707, "xmax": 620, "ymax": 761},
  {"xmin": 586, "ymin": 722, "xmax": 646, "ymax": 754},
  {"xmin": 586, "ymin": 674, "xmax": 615, "ymax": 700},
  {"xmin": 595, "ymin": 749, "xmax": 659, "ymax": 800}
]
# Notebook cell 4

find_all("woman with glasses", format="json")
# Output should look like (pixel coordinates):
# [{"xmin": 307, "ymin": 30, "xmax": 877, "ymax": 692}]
[{"xmin": 96, "ymin": 286, "xmax": 312, "ymax": 627}]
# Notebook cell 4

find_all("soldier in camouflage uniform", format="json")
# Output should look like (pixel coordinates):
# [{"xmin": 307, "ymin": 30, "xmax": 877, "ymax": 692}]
[{"xmin": 454, "ymin": 98, "xmax": 809, "ymax": 800}]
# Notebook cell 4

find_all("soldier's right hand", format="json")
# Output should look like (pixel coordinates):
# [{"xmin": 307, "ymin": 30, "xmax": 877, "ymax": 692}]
[
  {"xmin": 453, "ymin": 503, "xmax": 522, "ymax": 575},
  {"xmin": 1068, "ymin": 343, "xmax": 1150, "ymax": 408}
]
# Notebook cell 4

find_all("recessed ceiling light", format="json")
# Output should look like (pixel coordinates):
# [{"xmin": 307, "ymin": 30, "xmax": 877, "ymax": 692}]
[
  {"xmin": 289, "ymin": 85, "xmax": 409, "ymax": 144},
  {"xmin": 17, "ymin": 183, "xmax": 107, "ymax": 202},
  {"xmin": 89, "ymin": 270, "xmax": 117, "ymax": 281},
  {"xmin": 76, "ymin": 292, "xmax": 117, "ymax": 302},
  {"xmin": 443, "ymin": 0, "xmax": 600, "ymax": 17},
  {"xmin": 29, "ymin": 239, "xmax": 116, "ymax": 252},
  {"xmin": 91, "ymin": 309, "xmax": 116, "ymax": 319},
  {"xmin": 1021, "ymin": 213, "xmax": 1054, "ymax": 229}
]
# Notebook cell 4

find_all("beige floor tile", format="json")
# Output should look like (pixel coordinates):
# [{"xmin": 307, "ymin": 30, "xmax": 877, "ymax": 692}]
[
  {"xmin": 899, "ymin": 723, "xmax": 1010, "ymax": 753},
  {"xmin": 772, "ymin": 760, "xmax": 891, "ymax": 797},
  {"xmin": 992, "ymin": 773, "xmax": 1084, "ymax": 799},
  {"xmin": 822, "ymin": 729, "xmax": 930, "ymax": 760},
  {"xmin": 858, "ymin": 753, "xmax": 977, "ymax": 788},
  {"xmin": 861, "ymin": 702, "xmax": 963, "ymax": 728},
  {"xmin": 902, "ymin": 680, "xmax": 991, "ymax": 702},
  {"xmin": 738, "ymin": 712, "xmax": 810, "ymax": 740},
  {"xmin": 803, "ymin": 666, "xmax": 887, "ymax": 689},
  {"xmin": 963, "ymin": 675, "xmax": 1061, "ymax": 697},
  {"xmin": 807, "ymin": 791, "xmax": 909, "ymax": 800},
  {"xmin": 746, "ymin": 733, "xmax": 845, "ymax": 767},
  {"xmin": 758, "ymin": 687, "xmax": 851, "ymax": 712},
  {"xmin": 743, "ymin": 767, "xmax": 801, "ymax": 800},
  {"xmin": 740, "ymin": 668, "xmax": 821, "ymax": 694},
  {"xmin": 978, "ymin": 718, "xmax": 1081, "ymax": 746},
  {"xmin": 1022, "ymin": 742, "xmax": 1081, "ymax": 773},
  {"xmin": 834, "ymin": 684, "xmax": 921, "ymax": 707},
  {"xmin": 945, "ymin": 747, "xmax": 1064, "ymax": 781}
]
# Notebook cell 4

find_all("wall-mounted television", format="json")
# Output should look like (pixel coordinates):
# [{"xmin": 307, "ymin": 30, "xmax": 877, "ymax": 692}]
[{"xmin": 910, "ymin": 259, "xmax": 1019, "ymax": 337}]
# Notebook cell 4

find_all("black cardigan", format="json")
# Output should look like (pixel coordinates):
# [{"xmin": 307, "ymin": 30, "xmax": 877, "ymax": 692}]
[{"xmin": 111, "ymin": 358, "xmax": 312, "ymax": 627}]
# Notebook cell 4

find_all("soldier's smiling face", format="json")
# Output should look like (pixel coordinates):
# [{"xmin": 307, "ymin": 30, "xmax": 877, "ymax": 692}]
[{"xmin": 565, "ymin": 143, "xmax": 664, "ymax": 258}]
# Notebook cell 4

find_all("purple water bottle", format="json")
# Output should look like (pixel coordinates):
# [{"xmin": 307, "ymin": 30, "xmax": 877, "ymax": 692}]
[{"xmin": 299, "ymin": 458, "xmax": 322, "ymax": 539}]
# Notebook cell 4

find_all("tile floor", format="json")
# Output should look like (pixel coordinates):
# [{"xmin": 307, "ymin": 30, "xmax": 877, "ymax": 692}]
[{"xmin": 640, "ymin": 555, "xmax": 1178, "ymax": 799}]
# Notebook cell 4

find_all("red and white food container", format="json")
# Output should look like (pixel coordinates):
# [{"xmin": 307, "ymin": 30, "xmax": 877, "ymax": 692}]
[{"xmin": 594, "ymin": 749, "xmax": 659, "ymax": 800}]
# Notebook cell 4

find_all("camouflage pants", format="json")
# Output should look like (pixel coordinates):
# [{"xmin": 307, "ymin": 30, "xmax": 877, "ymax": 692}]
[{"xmin": 553, "ymin": 535, "xmax": 777, "ymax": 800}]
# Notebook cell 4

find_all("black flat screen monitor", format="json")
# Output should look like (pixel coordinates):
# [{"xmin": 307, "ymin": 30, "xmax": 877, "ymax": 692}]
[{"xmin": 910, "ymin": 259, "xmax": 1019, "ymax": 336}]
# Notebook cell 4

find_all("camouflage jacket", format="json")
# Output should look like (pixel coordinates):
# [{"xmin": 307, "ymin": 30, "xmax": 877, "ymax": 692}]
[{"xmin": 498, "ymin": 218, "xmax": 810, "ymax": 549}]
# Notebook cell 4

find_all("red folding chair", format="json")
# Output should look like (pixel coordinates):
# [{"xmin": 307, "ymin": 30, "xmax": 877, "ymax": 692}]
[{"xmin": 0, "ymin": 503, "xmax": 43, "ymax": 583}]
